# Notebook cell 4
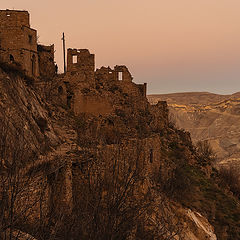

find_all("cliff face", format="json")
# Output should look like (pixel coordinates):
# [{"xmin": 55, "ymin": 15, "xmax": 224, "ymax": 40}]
[
  {"xmin": 0, "ymin": 68, "xmax": 59, "ymax": 157},
  {"xmin": 2, "ymin": 65, "xmax": 240, "ymax": 240}
]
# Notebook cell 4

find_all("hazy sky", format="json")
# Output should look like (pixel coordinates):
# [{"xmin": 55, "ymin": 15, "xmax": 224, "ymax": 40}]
[{"xmin": 2, "ymin": 0, "xmax": 240, "ymax": 94}]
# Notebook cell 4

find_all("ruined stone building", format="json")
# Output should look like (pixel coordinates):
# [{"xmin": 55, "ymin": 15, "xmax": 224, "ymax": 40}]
[
  {"xmin": 0, "ymin": 10, "xmax": 55, "ymax": 78},
  {"xmin": 57, "ymin": 48, "xmax": 147, "ymax": 115},
  {"xmin": 0, "ymin": 9, "xmax": 147, "ymax": 116},
  {"xmin": 0, "ymin": 10, "xmax": 226, "ymax": 240}
]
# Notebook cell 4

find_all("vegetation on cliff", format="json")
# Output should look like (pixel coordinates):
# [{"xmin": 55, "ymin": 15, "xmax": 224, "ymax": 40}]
[{"xmin": 1, "ymin": 64, "xmax": 240, "ymax": 240}]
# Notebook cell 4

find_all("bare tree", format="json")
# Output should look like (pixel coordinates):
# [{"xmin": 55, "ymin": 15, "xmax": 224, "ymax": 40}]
[
  {"xmin": 68, "ymin": 139, "xmax": 184, "ymax": 240},
  {"xmin": 0, "ymin": 119, "xmax": 50, "ymax": 240}
]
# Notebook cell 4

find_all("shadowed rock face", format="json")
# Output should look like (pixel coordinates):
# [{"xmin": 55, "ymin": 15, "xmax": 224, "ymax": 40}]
[
  {"xmin": 0, "ymin": 68, "xmax": 60, "ymax": 156},
  {"xmin": 148, "ymin": 92, "xmax": 240, "ymax": 167}
]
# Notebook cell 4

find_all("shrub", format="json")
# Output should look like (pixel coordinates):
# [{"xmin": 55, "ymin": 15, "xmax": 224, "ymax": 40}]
[
  {"xmin": 219, "ymin": 167, "xmax": 240, "ymax": 198},
  {"xmin": 158, "ymin": 164, "xmax": 193, "ymax": 202},
  {"xmin": 196, "ymin": 140, "xmax": 216, "ymax": 166}
]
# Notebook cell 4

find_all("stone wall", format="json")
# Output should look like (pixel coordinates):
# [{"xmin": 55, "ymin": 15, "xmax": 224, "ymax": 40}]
[
  {"xmin": 67, "ymin": 48, "xmax": 95, "ymax": 85},
  {"xmin": 95, "ymin": 65, "xmax": 134, "ymax": 83},
  {"xmin": 46, "ymin": 160, "xmax": 73, "ymax": 215},
  {"xmin": 0, "ymin": 10, "xmax": 39, "ymax": 77},
  {"xmin": 0, "ymin": 10, "xmax": 30, "ymax": 27},
  {"xmin": 73, "ymin": 93, "xmax": 113, "ymax": 115},
  {"xmin": 95, "ymin": 66, "xmax": 116, "ymax": 82},
  {"xmin": 114, "ymin": 65, "xmax": 133, "ymax": 82},
  {"xmin": 137, "ymin": 83, "xmax": 147, "ymax": 97},
  {"xmin": 38, "ymin": 44, "xmax": 55, "ymax": 79},
  {"xmin": 72, "ymin": 134, "xmax": 163, "ymax": 208},
  {"xmin": 55, "ymin": 48, "xmax": 147, "ymax": 116}
]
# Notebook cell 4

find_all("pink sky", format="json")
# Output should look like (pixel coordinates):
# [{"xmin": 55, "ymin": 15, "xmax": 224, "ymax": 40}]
[{"xmin": 2, "ymin": 0, "xmax": 240, "ymax": 94}]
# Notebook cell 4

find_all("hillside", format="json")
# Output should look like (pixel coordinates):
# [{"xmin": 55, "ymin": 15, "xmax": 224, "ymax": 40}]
[
  {"xmin": 1, "ymin": 9, "xmax": 240, "ymax": 240},
  {"xmin": 148, "ymin": 92, "xmax": 240, "ymax": 106},
  {"xmin": 2, "ymin": 64, "xmax": 240, "ymax": 240},
  {"xmin": 148, "ymin": 92, "xmax": 240, "ymax": 169}
]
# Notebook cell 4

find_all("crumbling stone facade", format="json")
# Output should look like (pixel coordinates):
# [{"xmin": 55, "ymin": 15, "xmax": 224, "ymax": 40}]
[
  {"xmin": 95, "ymin": 65, "xmax": 133, "ymax": 82},
  {"xmin": 67, "ymin": 48, "xmax": 95, "ymax": 85},
  {"xmin": 95, "ymin": 65, "xmax": 147, "ymax": 97},
  {"xmin": 38, "ymin": 44, "xmax": 55, "ymax": 79},
  {"xmin": 114, "ymin": 65, "xmax": 133, "ymax": 82},
  {"xmin": 0, "ymin": 9, "xmax": 55, "ymax": 79},
  {"xmin": 0, "ymin": 9, "xmax": 147, "ymax": 117},
  {"xmin": 0, "ymin": 10, "xmax": 39, "ymax": 77},
  {"xmin": 57, "ymin": 48, "xmax": 147, "ymax": 115}
]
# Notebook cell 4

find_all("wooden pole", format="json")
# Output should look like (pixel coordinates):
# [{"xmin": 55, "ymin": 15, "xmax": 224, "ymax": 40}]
[{"xmin": 62, "ymin": 32, "xmax": 66, "ymax": 73}]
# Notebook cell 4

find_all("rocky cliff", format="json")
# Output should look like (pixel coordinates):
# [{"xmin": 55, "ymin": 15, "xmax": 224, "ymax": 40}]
[{"xmin": 2, "ymin": 64, "xmax": 240, "ymax": 240}]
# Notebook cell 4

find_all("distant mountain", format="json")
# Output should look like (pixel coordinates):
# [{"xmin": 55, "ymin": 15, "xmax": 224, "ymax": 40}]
[
  {"xmin": 148, "ymin": 92, "xmax": 240, "ymax": 106},
  {"xmin": 148, "ymin": 92, "xmax": 240, "ymax": 167}
]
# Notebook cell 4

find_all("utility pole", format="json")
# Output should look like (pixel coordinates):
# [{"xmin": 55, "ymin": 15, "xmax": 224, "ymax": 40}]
[{"xmin": 62, "ymin": 32, "xmax": 66, "ymax": 73}]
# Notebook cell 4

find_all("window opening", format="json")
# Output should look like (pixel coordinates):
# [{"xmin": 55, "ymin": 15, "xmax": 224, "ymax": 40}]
[
  {"xmin": 10, "ymin": 54, "xmax": 14, "ymax": 62},
  {"xmin": 118, "ymin": 72, "xmax": 123, "ymax": 81},
  {"xmin": 73, "ymin": 55, "xmax": 77, "ymax": 64},
  {"xmin": 28, "ymin": 35, "xmax": 32, "ymax": 44}
]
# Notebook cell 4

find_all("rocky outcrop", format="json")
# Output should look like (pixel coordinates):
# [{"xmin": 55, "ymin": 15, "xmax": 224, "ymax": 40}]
[
  {"xmin": 184, "ymin": 209, "xmax": 217, "ymax": 240},
  {"xmin": 0, "ymin": 68, "xmax": 59, "ymax": 156},
  {"xmin": 2, "ymin": 63, "xmax": 240, "ymax": 239}
]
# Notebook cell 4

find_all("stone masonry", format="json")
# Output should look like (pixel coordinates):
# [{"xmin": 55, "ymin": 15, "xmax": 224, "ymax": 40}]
[
  {"xmin": 0, "ymin": 9, "xmax": 147, "ymax": 114},
  {"xmin": 57, "ymin": 48, "xmax": 147, "ymax": 115},
  {"xmin": 0, "ymin": 10, "xmax": 39, "ymax": 77},
  {"xmin": 38, "ymin": 44, "xmax": 55, "ymax": 79},
  {"xmin": 0, "ymin": 10, "xmax": 55, "ymax": 79}
]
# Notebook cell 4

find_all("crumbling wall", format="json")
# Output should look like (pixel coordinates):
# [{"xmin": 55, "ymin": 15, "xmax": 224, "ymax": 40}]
[
  {"xmin": 0, "ymin": 10, "xmax": 30, "ymax": 27},
  {"xmin": 0, "ymin": 10, "xmax": 39, "ymax": 77},
  {"xmin": 95, "ymin": 65, "xmax": 147, "ymax": 97},
  {"xmin": 114, "ymin": 65, "xmax": 133, "ymax": 82},
  {"xmin": 95, "ymin": 65, "xmax": 133, "ymax": 83},
  {"xmin": 56, "ymin": 48, "xmax": 147, "ymax": 116},
  {"xmin": 95, "ymin": 66, "xmax": 116, "ymax": 82},
  {"xmin": 137, "ymin": 83, "xmax": 147, "ymax": 97},
  {"xmin": 67, "ymin": 48, "xmax": 95, "ymax": 84},
  {"xmin": 72, "ymin": 134, "xmax": 163, "ymax": 209},
  {"xmin": 47, "ymin": 160, "xmax": 73, "ymax": 215},
  {"xmin": 38, "ymin": 44, "xmax": 55, "ymax": 79},
  {"xmin": 73, "ymin": 93, "xmax": 113, "ymax": 116}
]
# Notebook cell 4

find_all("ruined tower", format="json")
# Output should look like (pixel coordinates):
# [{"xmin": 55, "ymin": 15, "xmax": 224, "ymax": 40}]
[
  {"xmin": 67, "ymin": 48, "xmax": 95, "ymax": 84},
  {"xmin": 0, "ymin": 10, "xmax": 39, "ymax": 77}
]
